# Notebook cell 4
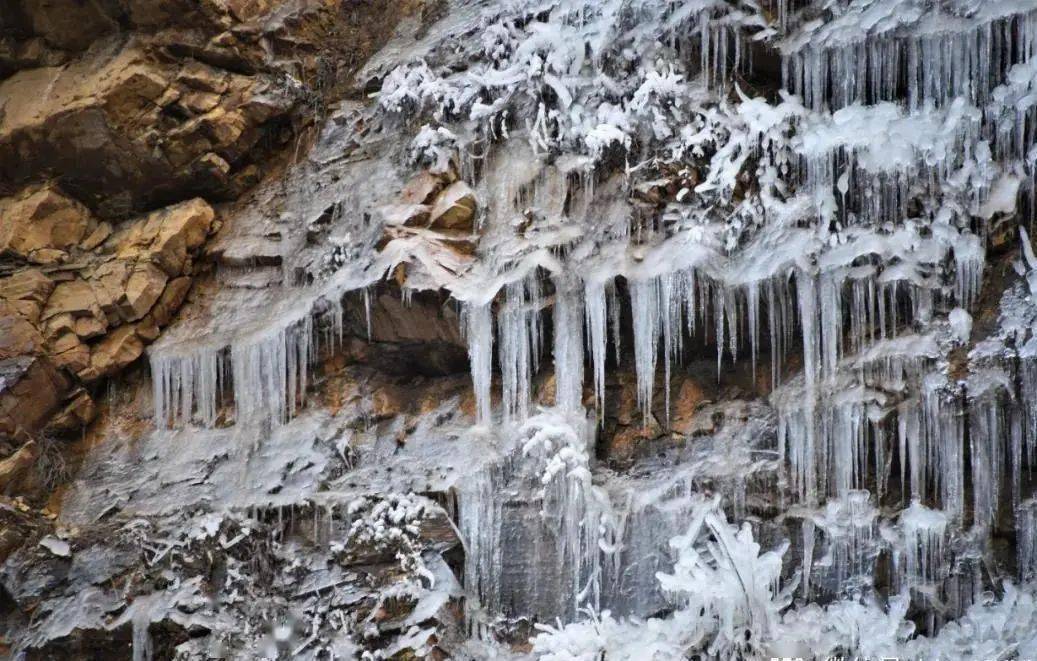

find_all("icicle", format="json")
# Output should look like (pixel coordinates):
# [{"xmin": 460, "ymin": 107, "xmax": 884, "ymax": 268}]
[
  {"xmin": 774, "ymin": 381, "xmax": 817, "ymax": 504},
  {"xmin": 954, "ymin": 233, "xmax": 986, "ymax": 310},
  {"xmin": 802, "ymin": 518, "xmax": 815, "ymax": 599},
  {"xmin": 363, "ymin": 287, "xmax": 373, "ymax": 341},
  {"xmin": 713, "ymin": 283, "xmax": 726, "ymax": 378},
  {"xmin": 1021, "ymin": 342, "xmax": 1037, "ymax": 466},
  {"xmin": 553, "ymin": 279, "xmax": 585, "ymax": 412},
  {"xmin": 966, "ymin": 373, "xmax": 1013, "ymax": 533},
  {"xmin": 499, "ymin": 276, "xmax": 542, "ymax": 422},
  {"xmin": 796, "ymin": 271, "xmax": 820, "ymax": 389},
  {"xmin": 585, "ymin": 279, "xmax": 608, "ymax": 417},
  {"xmin": 150, "ymin": 347, "xmax": 224, "ymax": 428},
  {"xmin": 819, "ymin": 272, "xmax": 843, "ymax": 378},
  {"xmin": 660, "ymin": 273, "xmax": 679, "ymax": 425},
  {"xmin": 1018, "ymin": 499, "xmax": 1037, "ymax": 581},
  {"xmin": 922, "ymin": 375, "xmax": 966, "ymax": 524},
  {"xmin": 607, "ymin": 280, "xmax": 622, "ymax": 366},
  {"xmin": 899, "ymin": 401, "xmax": 922, "ymax": 503},
  {"xmin": 785, "ymin": 8, "xmax": 1037, "ymax": 111},
  {"xmin": 132, "ymin": 608, "xmax": 153, "ymax": 661},
  {"xmin": 746, "ymin": 281, "xmax": 760, "ymax": 385},
  {"xmin": 462, "ymin": 301, "xmax": 494, "ymax": 426},
  {"xmin": 629, "ymin": 278, "xmax": 659, "ymax": 426}
]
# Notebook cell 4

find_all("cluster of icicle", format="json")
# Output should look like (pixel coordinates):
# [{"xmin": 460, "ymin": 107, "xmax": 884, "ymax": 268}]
[
  {"xmin": 136, "ymin": 0, "xmax": 1037, "ymax": 643},
  {"xmin": 149, "ymin": 287, "xmax": 360, "ymax": 429},
  {"xmin": 448, "ymin": 0, "xmax": 1037, "ymax": 629}
]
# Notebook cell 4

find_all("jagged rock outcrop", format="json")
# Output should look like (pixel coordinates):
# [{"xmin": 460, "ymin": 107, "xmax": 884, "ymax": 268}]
[
  {"xmin": 0, "ymin": 196, "xmax": 215, "ymax": 442},
  {"xmin": 0, "ymin": 0, "xmax": 411, "ymax": 442}
]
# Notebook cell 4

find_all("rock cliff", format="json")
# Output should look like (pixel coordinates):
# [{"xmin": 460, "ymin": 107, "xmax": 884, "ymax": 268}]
[{"xmin": 3, "ymin": 1, "xmax": 1037, "ymax": 659}]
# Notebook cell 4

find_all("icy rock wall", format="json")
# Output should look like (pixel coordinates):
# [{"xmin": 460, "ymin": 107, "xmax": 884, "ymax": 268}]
[{"xmin": 126, "ymin": 0, "xmax": 1037, "ymax": 647}]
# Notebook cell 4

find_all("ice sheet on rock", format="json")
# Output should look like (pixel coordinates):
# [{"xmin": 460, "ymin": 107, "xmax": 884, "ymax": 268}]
[
  {"xmin": 59, "ymin": 414, "xmax": 333, "ymax": 524},
  {"xmin": 809, "ymin": 491, "xmax": 882, "ymax": 596},
  {"xmin": 64, "ymin": 386, "xmax": 488, "ymax": 527},
  {"xmin": 459, "ymin": 409, "xmax": 606, "ymax": 624}
]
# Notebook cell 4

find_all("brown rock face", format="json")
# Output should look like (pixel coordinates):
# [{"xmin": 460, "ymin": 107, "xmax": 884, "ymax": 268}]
[{"xmin": 0, "ymin": 43, "xmax": 293, "ymax": 217}]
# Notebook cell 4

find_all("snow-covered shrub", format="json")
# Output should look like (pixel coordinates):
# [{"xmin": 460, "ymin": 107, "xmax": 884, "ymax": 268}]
[
  {"xmin": 531, "ymin": 499, "xmax": 795, "ymax": 660},
  {"xmin": 409, "ymin": 125, "xmax": 459, "ymax": 174}
]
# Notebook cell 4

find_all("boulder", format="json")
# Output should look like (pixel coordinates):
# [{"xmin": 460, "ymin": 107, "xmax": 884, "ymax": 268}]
[
  {"xmin": 80, "ymin": 222, "xmax": 111, "ymax": 251},
  {"xmin": 0, "ymin": 356, "xmax": 67, "ymax": 439},
  {"xmin": 78, "ymin": 325, "xmax": 144, "ymax": 382},
  {"xmin": 89, "ymin": 260, "xmax": 133, "ymax": 321},
  {"xmin": 0, "ymin": 270, "xmax": 54, "ymax": 324},
  {"xmin": 177, "ymin": 61, "xmax": 229, "ymax": 94},
  {"xmin": 428, "ymin": 182, "xmax": 476, "ymax": 231},
  {"xmin": 27, "ymin": 248, "xmax": 68, "ymax": 265},
  {"xmin": 121, "ymin": 263, "xmax": 168, "ymax": 321},
  {"xmin": 0, "ymin": 303, "xmax": 44, "ymax": 359},
  {"xmin": 146, "ymin": 276, "xmax": 192, "ymax": 328},
  {"xmin": 118, "ymin": 198, "xmax": 215, "ymax": 275},
  {"xmin": 670, "ymin": 377, "xmax": 708, "ymax": 435},
  {"xmin": 0, "ymin": 185, "xmax": 94, "ymax": 258},
  {"xmin": 0, "ymin": 441, "xmax": 39, "ymax": 493},
  {"xmin": 48, "ymin": 332, "xmax": 90, "ymax": 373},
  {"xmin": 20, "ymin": 0, "xmax": 117, "ymax": 51},
  {"xmin": 73, "ymin": 315, "xmax": 107, "ymax": 340},
  {"xmin": 45, "ymin": 390, "xmax": 96, "ymax": 435},
  {"xmin": 399, "ymin": 171, "xmax": 445, "ymax": 206},
  {"xmin": 41, "ymin": 279, "xmax": 104, "ymax": 324},
  {"xmin": 381, "ymin": 203, "xmax": 431, "ymax": 228},
  {"xmin": 0, "ymin": 269, "xmax": 54, "ymax": 304}
]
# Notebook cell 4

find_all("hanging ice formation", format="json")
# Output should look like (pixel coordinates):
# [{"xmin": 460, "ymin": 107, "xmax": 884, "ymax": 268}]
[
  {"xmin": 781, "ymin": 6, "xmax": 1037, "ymax": 112},
  {"xmin": 151, "ymin": 317, "xmax": 315, "ymax": 428},
  {"xmin": 457, "ymin": 409, "xmax": 754, "ymax": 624},
  {"xmin": 149, "ymin": 283, "xmax": 358, "ymax": 429},
  {"xmin": 133, "ymin": 0, "xmax": 1037, "ymax": 645}
]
